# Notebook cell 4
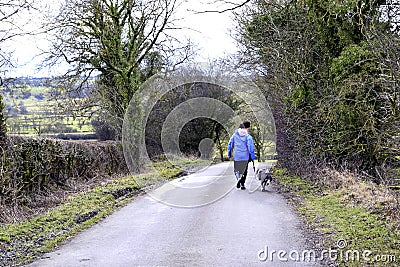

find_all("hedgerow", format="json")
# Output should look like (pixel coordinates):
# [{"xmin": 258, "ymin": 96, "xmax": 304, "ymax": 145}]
[{"xmin": 0, "ymin": 136, "xmax": 128, "ymax": 207}]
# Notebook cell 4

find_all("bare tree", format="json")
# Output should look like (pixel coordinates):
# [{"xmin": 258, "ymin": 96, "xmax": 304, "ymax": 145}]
[
  {"xmin": 0, "ymin": 0, "xmax": 36, "ymax": 143},
  {"xmin": 42, "ymin": 0, "xmax": 192, "ymax": 139},
  {"xmin": 0, "ymin": 0, "xmax": 36, "ymax": 76}
]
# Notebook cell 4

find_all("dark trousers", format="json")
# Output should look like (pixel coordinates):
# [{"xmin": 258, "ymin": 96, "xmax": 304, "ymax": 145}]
[{"xmin": 234, "ymin": 160, "xmax": 249, "ymax": 186}]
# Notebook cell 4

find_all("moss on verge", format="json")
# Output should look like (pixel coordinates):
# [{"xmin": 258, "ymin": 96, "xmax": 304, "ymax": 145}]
[{"xmin": 274, "ymin": 168, "xmax": 399, "ymax": 266}]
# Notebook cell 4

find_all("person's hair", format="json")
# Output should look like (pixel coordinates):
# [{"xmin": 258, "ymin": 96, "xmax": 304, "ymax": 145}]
[
  {"xmin": 243, "ymin": 120, "xmax": 251, "ymax": 128},
  {"xmin": 239, "ymin": 123, "xmax": 245, "ymax": 129}
]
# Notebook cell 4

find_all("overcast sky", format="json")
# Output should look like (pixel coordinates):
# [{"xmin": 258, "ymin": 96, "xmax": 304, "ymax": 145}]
[{"xmin": 7, "ymin": 0, "xmax": 240, "ymax": 77}]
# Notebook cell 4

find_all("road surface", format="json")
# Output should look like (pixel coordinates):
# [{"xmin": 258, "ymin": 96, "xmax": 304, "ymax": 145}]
[{"xmin": 27, "ymin": 162, "xmax": 319, "ymax": 267}]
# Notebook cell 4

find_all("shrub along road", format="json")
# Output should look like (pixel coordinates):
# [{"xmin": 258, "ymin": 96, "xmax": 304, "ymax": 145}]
[{"xmin": 27, "ymin": 162, "xmax": 318, "ymax": 266}]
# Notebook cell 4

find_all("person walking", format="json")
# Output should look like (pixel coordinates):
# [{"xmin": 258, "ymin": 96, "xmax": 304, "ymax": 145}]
[{"xmin": 227, "ymin": 121, "xmax": 256, "ymax": 190}]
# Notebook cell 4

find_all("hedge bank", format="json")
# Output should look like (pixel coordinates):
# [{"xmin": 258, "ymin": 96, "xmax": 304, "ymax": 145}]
[{"xmin": 0, "ymin": 136, "xmax": 128, "ymax": 205}]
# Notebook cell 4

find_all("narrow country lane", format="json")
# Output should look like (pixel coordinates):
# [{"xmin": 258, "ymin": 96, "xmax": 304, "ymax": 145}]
[{"xmin": 26, "ymin": 162, "xmax": 320, "ymax": 267}]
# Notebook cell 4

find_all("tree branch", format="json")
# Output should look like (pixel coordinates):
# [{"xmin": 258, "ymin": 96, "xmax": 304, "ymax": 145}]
[{"xmin": 190, "ymin": 0, "xmax": 251, "ymax": 14}]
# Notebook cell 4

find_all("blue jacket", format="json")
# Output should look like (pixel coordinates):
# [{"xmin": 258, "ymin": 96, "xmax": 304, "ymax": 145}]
[{"xmin": 227, "ymin": 129, "xmax": 256, "ymax": 161}]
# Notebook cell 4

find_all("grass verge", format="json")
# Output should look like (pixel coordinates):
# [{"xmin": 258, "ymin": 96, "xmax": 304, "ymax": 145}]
[
  {"xmin": 274, "ymin": 168, "xmax": 399, "ymax": 266},
  {"xmin": 150, "ymin": 155, "xmax": 210, "ymax": 179},
  {"xmin": 0, "ymin": 157, "xmax": 209, "ymax": 266}
]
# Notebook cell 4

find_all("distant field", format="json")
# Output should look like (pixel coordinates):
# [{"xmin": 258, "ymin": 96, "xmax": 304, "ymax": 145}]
[{"xmin": 3, "ymin": 84, "xmax": 94, "ymax": 136}]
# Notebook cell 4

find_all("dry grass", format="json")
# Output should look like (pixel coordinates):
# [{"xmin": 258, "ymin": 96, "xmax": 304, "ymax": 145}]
[
  {"xmin": 0, "ymin": 173, "xmax": 117, "ymax": 225},
  {"xmin": 275, "ymin": 167, "xmax": 399, "ymax": 266},
  {"xmin": 315, "ymin": 168, "xmax": 400, "ymax": 231}
]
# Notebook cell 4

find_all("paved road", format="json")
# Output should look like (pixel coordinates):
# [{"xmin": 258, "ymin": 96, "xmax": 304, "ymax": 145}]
[{"xmin": 27, "ymin": 162, "xmax": 318, "ymax": 267}]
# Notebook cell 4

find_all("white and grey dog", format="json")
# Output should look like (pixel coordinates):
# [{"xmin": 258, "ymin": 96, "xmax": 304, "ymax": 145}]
[{"xmin": 256, "ymin": 168, "xmax": 273, "ymax": 191}]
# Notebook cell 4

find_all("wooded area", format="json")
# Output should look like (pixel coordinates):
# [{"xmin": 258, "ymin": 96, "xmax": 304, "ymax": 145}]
[
  {"xmin": 234, "ymin": 0, "xmax": 400, "ymax": 185},
  {"xmin": 0, "ymin": 0, "xmax": 399, "ymax": 186}
]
